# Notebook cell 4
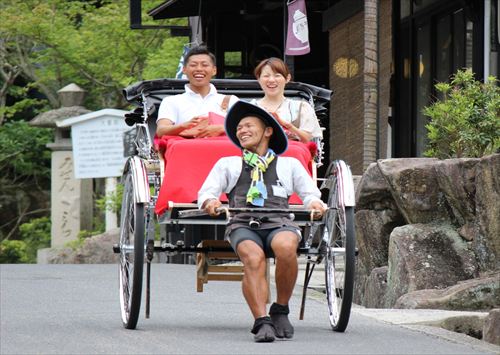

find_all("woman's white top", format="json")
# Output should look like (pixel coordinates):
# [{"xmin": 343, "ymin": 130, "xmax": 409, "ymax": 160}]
[{"xmin": 250, "ymin": 98, "xmax": 323, "ymax": 139}]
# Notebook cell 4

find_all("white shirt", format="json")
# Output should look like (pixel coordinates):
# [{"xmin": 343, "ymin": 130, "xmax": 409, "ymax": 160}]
[
  {"xmin": 157, "ymin": 84, "xmax": 238, "ymax": 124},
  {"xmin": 250, "ymin": 98, "xmax": 323, "ymax": 139},
  {"xmin": 198, "ymin": 156, "xmax": 323, "ymax": 209}
]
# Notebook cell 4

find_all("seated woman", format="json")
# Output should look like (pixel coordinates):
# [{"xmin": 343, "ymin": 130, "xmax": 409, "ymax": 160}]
[{"xmin": 251, "ymin": 57, "xmax": 323, "ymax": 143}]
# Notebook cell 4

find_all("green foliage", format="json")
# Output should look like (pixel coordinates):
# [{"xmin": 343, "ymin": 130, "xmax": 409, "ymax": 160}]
[
  {"xmin": 65, "ymin": 229, "xmax": 100, "ymax": 250},
  {"xmin": 142, "ymin": 35, "xmax": 187, "ymax": 80},
  {"xmin": 0, "ymin": 240, "xmax": 30, "ymax": 263},
  {"xmin": 423, "ymin": 69, "xmax": 500, "ymax": 158},
  {"xmin": 1, "ymin": 217, "xmax": 50, "ymax": 263},
  {"xmin": 0, "ymin": 0, "xmax": 190, "ymax": 250},
  {"xmin": 0, "ymin": 121, "xmax": 53, "ymax": 184},
  {"xmin": 0, "ymin": 0, "xmax": 189, "ymax": 116},
  {"xmin": 18, "ymin": 217, "xmax": 51, "ymax": 262},
  {"xmin": 95, "ymin": 183, "xmax": 124, "ymax": 215}
]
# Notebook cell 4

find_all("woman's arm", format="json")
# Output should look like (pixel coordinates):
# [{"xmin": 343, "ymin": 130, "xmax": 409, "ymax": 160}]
[
  {"xmin": 294, "ymin": 100, "xmax": 323, "ymax": 140},
  {"xmin": 277, "ymin": 100, "xmax": 314, "ymax": 143},
  {"xmin": 278, "ymin": 117, "xmax": 312, "ymax": 143}
]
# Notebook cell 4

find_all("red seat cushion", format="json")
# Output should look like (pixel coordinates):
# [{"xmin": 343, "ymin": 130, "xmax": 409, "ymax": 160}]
[{"xmin": 154, "ymin": 136, "xmax": 313, "ymax": 215}]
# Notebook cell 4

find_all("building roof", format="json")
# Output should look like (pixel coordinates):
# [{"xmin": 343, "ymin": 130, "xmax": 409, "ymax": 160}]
[
  {"xmin": 29, "ymin": 106, "xmax": 92, "ymax": 128},
  {"xmin": 56, "ymin": 109, "xmax": 128, "ymax": 127},
  {"xmin": 148, "ymin": 0, "xmax": 328, "ymax": 19}
]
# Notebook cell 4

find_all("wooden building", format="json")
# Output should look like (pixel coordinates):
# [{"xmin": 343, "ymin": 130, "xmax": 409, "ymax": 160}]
[{"xmin": 131, "ymin": 0, "xmax": 499, "ymax": 174}]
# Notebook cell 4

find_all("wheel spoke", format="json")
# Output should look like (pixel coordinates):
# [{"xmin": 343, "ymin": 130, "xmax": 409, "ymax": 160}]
[
  {"xmin": 323, "ymin": 161, "xmax": 356, "ymax": 332},
  {"xmin": 118, "ymin": 171, "xmax": 145, "ymax": 329}
]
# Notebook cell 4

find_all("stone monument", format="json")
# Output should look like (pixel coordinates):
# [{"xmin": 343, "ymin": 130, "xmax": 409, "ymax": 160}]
[
  {"xmin": 57, "ymin": 108, "xmax": 130, "ymax": 232},
  {"xmin": 30, "ymin": 84, "xmax": 93, "ymax": 254}
]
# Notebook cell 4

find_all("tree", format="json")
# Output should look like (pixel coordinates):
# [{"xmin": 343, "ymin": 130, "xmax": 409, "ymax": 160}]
[
  {"xmin": 0, "ymin": 121, "xmax": 52, "ymax": 242},
  {"xmin": 0, "ymin": 0, "xmax": 189, "ymax": 260},
  {"xmin": 0, "ymin": 0, "xmax": 188, "ymax": 122}
]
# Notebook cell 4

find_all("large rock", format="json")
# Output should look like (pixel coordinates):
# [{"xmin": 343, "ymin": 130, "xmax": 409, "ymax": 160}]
[
  {"xmin": 377, "ymin": 158, "xmax": 450, "ymax": 224},
  {"xmin": 394, "ymin": 272, "xmax": 500, "ymax": 310},
  {"xmin": 475, "ymin": 154, "xmax": 500, "ymax": 270},
  {"xmin": 363, "ymin": 266, "xmax": 388, "ymax": 308},
  {"xmin": 433, "ymin": 158, "xmax": 478, "ymax": 226},
  {"xmin": 385, "ymin": 224, "xmax": 478, "ymax": 307},
  {"xmin": 483, "ymin": 308, "xmax": 500, "ymax": 346},
  {"xmin": 353, "ymin": 259, "xmax": 370, "ymax": 305},
  {"xmin": 354, "ymin": 162, "xmax": 405, "ymax": 305},
  {"xmin": 354, "ymin": 155, "xmax": 498, "ymax": 317},
  {"xmin": 39, "ymin": 229, "xmax": 119, "ymax": 264},
  {"xmin": 356, "ymin": 209, "xmax": 404, "ymax": 271},
  {"xmin": 430, "ymin": 314, "xmax": 487, "ymax": 340},
  {"xmin": 355, "ymin": 162, "xmax": 394, "ymax": 210}
]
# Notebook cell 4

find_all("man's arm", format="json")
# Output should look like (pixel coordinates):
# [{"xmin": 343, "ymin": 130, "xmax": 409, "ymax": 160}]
[
  {"xmin": 202, "ymin": 198, "xmax": 222, "ymax": 216},
  {"xmin": 286, "ymin": 158, "xmax": 326, "ymax": 217},
  {"xmin": 198, "ymin": 156, "xmax": 241, "ymax": 215},
  {"xmin": 156, "ymin": 117, "xmax": 208, "ymax": 137},
  {"xmin": 194, "ymin": 124, "xmax": 225, "ymax": 138},
  {"xmin": 192, "ymin": 95, "xmax": 239, "ymax": 138},
  {"xmin": 198, "ymin": 158, "xmax": 229, "ymax": 209}
]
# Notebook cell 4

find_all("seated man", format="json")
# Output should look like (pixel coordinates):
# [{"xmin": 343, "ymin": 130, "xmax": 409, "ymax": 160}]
[
  {"xmin": 198, "ymin": 101, "xmax": 326, "ymax": 342},
  {"xmin": 156, "ymin": 45, "xmax": 238, "ymax": 138}
]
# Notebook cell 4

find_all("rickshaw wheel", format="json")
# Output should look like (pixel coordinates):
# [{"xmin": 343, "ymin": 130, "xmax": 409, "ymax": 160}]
[
  {"xmin": 119, "ymin": 172, "xmax": 145, "ymax": 329},
  {"xmin": 322, "ymin": 163, "xmax": 356, "ymax": 332}
]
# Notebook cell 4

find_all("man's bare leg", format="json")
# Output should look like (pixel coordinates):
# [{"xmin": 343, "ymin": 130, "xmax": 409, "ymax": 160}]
[
  {"xmin": 237, "ymin": 240, "xmax": 268, "ymax": 318},
  {"xmin": 269, "ymin": 231, "xmax": 299, "ymax": 338},
  {"xmin": 272, "ymin": 232, "xmax": 299, "ymax": 303},
  {"xmin": 237, "ymin": 240, "xmax": 275, "ymax": 342}
]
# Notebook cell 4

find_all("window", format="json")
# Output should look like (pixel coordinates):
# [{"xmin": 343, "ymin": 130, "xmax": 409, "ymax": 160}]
[
  {"xmin": 224, "ymin": 51, "xmax": 242, "ymax": 78},
  {"xmin": 395, "ymin": 1, "xmax": 476, "ymax": 157}
]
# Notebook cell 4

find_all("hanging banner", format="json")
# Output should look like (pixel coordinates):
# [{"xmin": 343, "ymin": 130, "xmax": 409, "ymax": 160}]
[{"xmin": 285, "ymin": 0, "xmax": 310, "ymax": 56}]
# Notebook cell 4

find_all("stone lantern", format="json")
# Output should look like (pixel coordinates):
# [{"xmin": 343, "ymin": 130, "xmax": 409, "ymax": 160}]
[{"xmin": 30, "ymin": 84, "xmax": 93, "ymax": 257}]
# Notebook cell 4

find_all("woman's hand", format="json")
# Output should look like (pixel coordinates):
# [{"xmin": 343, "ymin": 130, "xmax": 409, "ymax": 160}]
[{"xmin": 274, "ymin": 115, "xmax": 292, "ymax": 130}]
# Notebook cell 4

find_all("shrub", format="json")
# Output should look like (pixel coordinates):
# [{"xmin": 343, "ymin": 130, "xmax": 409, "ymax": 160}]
[
  {"xmin": 423, "ymin": 69, "xmax": 500, "ymax": 158},
  {"xmin": 19, "ymin": 217, "xmax": 51, "ymax": 262},
  {"xmin": 0, "ymin": 240, "xmax": 30, "ymax": 263}
]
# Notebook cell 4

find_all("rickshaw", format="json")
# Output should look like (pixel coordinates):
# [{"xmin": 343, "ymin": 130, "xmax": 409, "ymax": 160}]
[{"xmin": 114, "ymin": 79, "xmax": 356, "ymax": 333}]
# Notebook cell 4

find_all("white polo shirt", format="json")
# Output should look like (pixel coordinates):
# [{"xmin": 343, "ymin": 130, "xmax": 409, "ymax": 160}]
[{"xmin": 157, "ymin": 84, "xmax": 238, "ymax": 124}]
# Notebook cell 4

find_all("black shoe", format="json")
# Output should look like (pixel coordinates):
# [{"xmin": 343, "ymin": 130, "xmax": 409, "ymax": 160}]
[
  {"xmin": 269, "ymin": 303, "xmax": 294, "ymax": 339},
  {"xmin": 251, "ymin": 316, "xmax": 276, "ymax": 342}
]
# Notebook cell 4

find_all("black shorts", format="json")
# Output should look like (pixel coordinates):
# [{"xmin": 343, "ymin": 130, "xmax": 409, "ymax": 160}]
[{"xmin": 228, "ymin": 226, "xmax": 301, "ymax": 257}]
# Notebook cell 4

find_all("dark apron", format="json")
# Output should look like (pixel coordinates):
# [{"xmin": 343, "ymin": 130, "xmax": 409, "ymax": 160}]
[{"xmin": 225, "ymin": 158, "xmax": 299, "ymax": 236}]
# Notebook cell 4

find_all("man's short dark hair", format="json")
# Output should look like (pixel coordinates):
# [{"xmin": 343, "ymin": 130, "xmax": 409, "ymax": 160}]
[{"xmin": 184, "ymin": 45, "xmax": 216, "ymax": 66}]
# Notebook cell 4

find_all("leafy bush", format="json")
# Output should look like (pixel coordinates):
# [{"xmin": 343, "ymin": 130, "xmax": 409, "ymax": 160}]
[
  {"xmin": 65, "ymin": 229, "xmax": 101, "ymax": 250},
  {"xmin": 19, "ymin": 217, "xmax": 51, "ymax": 262},
  {"xmin": 0, "ymin": 217, "xmax": 51, "ymax": 264},
  {"xmin": 95, "ymin": 183, "xmax": 123, "ymax": 215},
  {"xmin": 423, "ymin": 69, "xmax": 500, "ymax": 158},
  {"xmin": 0, "ymin": 240, "xmax": 30, "ymax": 263}
]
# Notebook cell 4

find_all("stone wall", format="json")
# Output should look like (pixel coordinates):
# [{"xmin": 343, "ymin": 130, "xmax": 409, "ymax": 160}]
[{"xmin": 355, "ymin": 154, "xmax": 500, "ymax": 310}]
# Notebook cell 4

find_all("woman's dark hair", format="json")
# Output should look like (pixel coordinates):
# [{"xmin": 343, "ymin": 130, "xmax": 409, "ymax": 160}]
[
  {"xmin": 183, "ymin": 45, "xmax": 216, "ymax": 66},
  {"xmin": 254, "ymin": 57, "xmax": 291, "ymax": 79}
]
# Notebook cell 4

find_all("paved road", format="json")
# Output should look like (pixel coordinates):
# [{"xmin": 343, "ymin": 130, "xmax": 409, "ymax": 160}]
[{"xmin": 0, "ymin": 264, "xmax": 497, "ymax": 354}]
